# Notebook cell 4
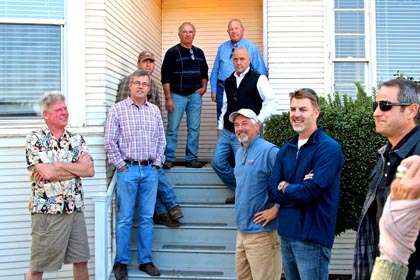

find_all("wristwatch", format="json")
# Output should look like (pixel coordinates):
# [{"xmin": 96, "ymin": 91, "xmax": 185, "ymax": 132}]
[{"xmin": 277, "ymin": 181, "xmax": 287, "ymax": 192}]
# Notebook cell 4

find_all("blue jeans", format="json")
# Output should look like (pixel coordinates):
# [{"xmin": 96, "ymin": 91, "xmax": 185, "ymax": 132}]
[
  {"xmin": 114, "ymin": 163, "xmax": 158, "ymax": 265},
  {"xmin": 211, "ymin": 128, "xmax": 241, "ymax": 192},
  {"xmin": 216, "ymin": 79, "xmax": 224, "ymax": 122},
  {"xmin": 165, "ymin": 92, "xmax": 202, "ymax": 162},
  {"xmin": 155, "ymin": 168, "xmax": 178, "ymax": 215},
  {"xmin": 281, "ymin": 237, "xmax": 331, "ymax": 280}
]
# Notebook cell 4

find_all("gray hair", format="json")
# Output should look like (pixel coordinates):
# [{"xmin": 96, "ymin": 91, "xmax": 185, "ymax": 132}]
[
  {"xmin": 178, "ymin": 22, "xmax": 196, "ymax": 34},
  {"xmin": 39, "ymin": 91, "xmax": 66, "ymax": 114},
  {"xmin": 228, "ymin": 18, "xmax": 244, "ymax": 29},
  {"xmin": 381, "ymin": 79, "xmax": 420, "ymax": 123}
]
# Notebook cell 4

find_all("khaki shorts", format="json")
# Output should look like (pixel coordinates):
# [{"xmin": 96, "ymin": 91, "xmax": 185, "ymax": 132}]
[{"xmin": 30, "ymin": 211, "xmax": 90, "ymax": 272}]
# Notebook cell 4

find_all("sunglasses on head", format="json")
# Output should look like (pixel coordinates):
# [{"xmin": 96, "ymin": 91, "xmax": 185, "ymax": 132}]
[{"xmin": 372, "ymin": 100, "xmax": 411, "ymax": 111}]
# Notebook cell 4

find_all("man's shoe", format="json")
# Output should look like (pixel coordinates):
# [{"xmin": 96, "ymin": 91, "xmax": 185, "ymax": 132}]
[
  {"xmin": 225, "ymin": 196, "xmax": 235, "ymax": 204},
  {"xmin": 113, "ymin": 263, "xmax": 128, "ymax": 280},
  {"xmin": 185, "ymin": 159, "xmax": 203, "ymax": 168},
  {"xmin": 154, "ymin": 213, "xmax": 180, "ymax": 227},
  {"xmin": 169, "ymin": 205, "xmax": 184, "ymax": 220},
  {"xmin": 139, "ymin": 262, "xmax": 161, "ymax": 276},
  {"xmin": 163, "ymin": 160, "xmax": 174, "ymax": 169}
]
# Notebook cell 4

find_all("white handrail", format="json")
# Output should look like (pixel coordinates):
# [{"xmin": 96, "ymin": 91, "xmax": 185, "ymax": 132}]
[{"xmin": 92, "ymin": 170, "xmax": 117, "ymax": 280}]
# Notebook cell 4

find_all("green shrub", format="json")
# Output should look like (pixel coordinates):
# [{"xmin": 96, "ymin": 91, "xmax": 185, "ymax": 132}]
[{"xmin": 264, "ymin": 82, "xmax": 385, "ymax": 235}]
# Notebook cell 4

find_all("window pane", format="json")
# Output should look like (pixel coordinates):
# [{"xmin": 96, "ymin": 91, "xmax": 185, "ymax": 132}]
[
  {"xmin": 335, "ymin": 0, "xmax": 364, "ymax": 9},
  {"xmin": 376, "ymin": 1, "xmax": 420, "ymax": 83},
  {"xmin": 0, "ymin": 24, "xmax": 62, "ymax": 117},
  {"xmin": 334, "ymin": 62, "xmax": 365, "ymax": 98},
  {"xmin": 336, "ymin": 36, "xmax": 365, "ymax": 58},
  {"xmin": 335, "ymin": 11, "xmax": 365, "ymax": 33},
  {"xmin": 0, "ymin": 0, "xmax": 64, "ymax": 19}
]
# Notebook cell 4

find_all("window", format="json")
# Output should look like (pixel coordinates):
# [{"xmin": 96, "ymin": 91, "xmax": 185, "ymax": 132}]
[
  {"xmin": 333, "ymin": 0, "xmax": 368, "ymax": 98},
  {"xmin": 0, "ymin": 0, "xmax": 64, "ymax": 118},
  {"xmin": 333, "ymin": 0, "xmax": 420, "ymax": 97},
  {"xmin": 376, "ymin": 1, "xmax": 420, "ymax": 84}
]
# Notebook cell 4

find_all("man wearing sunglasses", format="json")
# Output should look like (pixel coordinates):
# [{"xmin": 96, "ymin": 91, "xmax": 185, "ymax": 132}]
[{"xmin": 353, "ymin": 78, "xmax": 420, "ymax": 280}]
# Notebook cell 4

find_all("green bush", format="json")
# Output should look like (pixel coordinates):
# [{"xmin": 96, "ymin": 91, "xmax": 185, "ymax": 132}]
[{"xmin": 263, "ymin": 82, "xmax": 385, "ymax": 235}]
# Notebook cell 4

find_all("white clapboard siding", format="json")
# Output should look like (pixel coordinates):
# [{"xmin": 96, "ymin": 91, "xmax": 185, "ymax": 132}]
[
  {"xmin": 267, "ymin": 0, "xmax": 327, "ymax": 112},
  {"xmin": 0, "ymin": 124, "xmax": 108, "ymax": 279},
  {"xmin": 162, "ymin": 0, "xmax": 265, "ymax": 161}
]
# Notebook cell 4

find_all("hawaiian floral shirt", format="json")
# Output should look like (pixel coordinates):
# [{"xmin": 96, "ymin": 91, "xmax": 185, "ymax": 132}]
[{"xmin": 26, "ymin": 126, "xmax": 88, "ymax": 214}]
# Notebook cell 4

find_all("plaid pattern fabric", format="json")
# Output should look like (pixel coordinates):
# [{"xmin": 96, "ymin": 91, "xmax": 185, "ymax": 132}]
[
  {"xmin": 104, "ymin": 98, "xmax": 166, "ymax": 169},
  {"xmin": 353, "ymin": 206, "xmax": 379, "ymax": 280}
]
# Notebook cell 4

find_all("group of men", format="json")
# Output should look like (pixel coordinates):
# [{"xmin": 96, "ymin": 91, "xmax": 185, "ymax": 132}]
[{"xmin": 24, "ymin": 16, "xmax": 420, "ymax": 280}]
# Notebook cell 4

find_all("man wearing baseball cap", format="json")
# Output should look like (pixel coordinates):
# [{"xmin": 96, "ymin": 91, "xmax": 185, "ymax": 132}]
[
  {"xmin": 116, "ymin": 51, "xmax": 160, "ymax": 107},
  {"xmin": 229, "ymin": 108, "xmax": 282, "ymax": 280}
]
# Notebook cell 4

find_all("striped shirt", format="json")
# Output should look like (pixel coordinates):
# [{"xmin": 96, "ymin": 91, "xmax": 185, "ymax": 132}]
[{"xmin": 104, "ymin": 98, "xmax": 166, "ymax": 169}]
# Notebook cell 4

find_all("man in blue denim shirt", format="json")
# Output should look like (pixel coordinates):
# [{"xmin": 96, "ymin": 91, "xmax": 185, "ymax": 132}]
[{"xmin": 210, "ymin": 18, "xmax": 268, "ymax": 122}]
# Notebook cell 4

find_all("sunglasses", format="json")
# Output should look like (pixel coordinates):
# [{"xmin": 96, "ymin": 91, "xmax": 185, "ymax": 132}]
[
  {"xmin": 372, "ymin": 100, "xmax": 411, "ymax": 111},
  {"xmin": 189, "ymin": 49, "xmax": 195, "ymax": 60}
]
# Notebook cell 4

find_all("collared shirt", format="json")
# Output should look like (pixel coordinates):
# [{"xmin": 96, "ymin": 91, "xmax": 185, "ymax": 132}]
[
  {"xmin": 104, "ymin": 98, "xmax": 166, "ymax": 169},
  {"xmin": 218, "ymin": 67, "xmax": 276, "ymax": 130},
  {"xmin": 25, "ymin": 126, "xmax": 88, "ymax": 214},
  {"xmin": 210, "ymin": 37, "xmax": 268, "ymax": 93},
  {"xmin": 116, "ymin": 75, "xmax": 161, "ymax": 110}
]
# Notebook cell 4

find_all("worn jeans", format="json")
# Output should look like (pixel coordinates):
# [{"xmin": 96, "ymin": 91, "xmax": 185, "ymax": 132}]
[
  {"xmin": 155, "ymin": 168, "xmax": 178, "ymax": 215},
  {"xmin": 281, "ymin": 236, "xmax": 331, "ymax": 280},
  {"xmin": 114, "ymin": 163, "xmax": 158, "ymax": 265},
  {"xmin": 211, "ymin": 128, "xmax": 241, "ymax": 192},
  {"xmin": 165, "ymin": 92, "xmax": 202, "ymax": 162}
]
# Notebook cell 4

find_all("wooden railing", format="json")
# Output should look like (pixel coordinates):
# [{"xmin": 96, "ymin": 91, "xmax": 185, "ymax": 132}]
[{"xmin": 92, "ymin": 171, "xmax": 117, "ymax": 280}]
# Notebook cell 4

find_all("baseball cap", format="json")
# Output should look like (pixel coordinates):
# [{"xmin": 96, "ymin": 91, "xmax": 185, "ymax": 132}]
[
  {"xmin": 229, "ymin": 108, "xmax": 259, "ymax": 123},
  {"xmin": 138, "ymin": 51, "xmax": 155, "ymax": 62}
]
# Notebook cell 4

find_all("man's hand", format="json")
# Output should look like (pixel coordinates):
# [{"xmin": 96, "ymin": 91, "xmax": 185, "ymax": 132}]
[
  {"xmin": 165, "ymin": 98, "xmax": 174, "ymax": 112},
  {"xmin": 254, "ymin": 206, "xmax": 279, "ymax": 227},
  {"xmin": 211, "ymin": 93, "xmax": 216, "ymax": 102},
  {"xmin": 392, "ymin": 155, "xmax": 420, "ymax": 200},
  {"xmin": 196, "ymin": 86, "xmax": 207, "ymax": 96},
  {"xmin": 217, "ymin": 129, "xmax": 222, "ymax": 136}
]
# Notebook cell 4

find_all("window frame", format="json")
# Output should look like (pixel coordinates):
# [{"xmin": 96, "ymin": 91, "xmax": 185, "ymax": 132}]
[
  {"xmin": 0, "ymin": 1, "xmax": 87, "ymax": 127},
  {"xmin": 330, "ymin": 0, "xmax": 375, "ymax": 97}
]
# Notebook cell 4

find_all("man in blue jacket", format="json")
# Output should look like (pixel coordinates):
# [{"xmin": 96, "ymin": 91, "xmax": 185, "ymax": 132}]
[{"xmin": 266, "ymin": 88, "xmax": 344, "ymax": 280}]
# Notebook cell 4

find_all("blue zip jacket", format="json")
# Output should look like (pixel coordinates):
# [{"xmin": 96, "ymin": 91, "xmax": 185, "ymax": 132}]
[{"xmin": 268, "ymin": 127, "xmax": 344, "ymax": 248}]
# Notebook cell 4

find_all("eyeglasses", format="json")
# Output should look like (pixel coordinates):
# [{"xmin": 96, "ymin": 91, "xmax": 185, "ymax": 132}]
[
  {"xmin": 189, "ymin": 49, "xmax": 195, "ymax": 60},
  {"xmin": 133, "ymin": 81, "xmax": 150, "ymax": 87},
  {"xmin": 372, "ymin": 100, "xmax": 411, "ymax": 111}
]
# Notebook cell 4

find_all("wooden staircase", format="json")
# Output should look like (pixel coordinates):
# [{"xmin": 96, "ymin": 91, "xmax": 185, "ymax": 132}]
[{"xmin": 125, "ymin": 166, "xmax": 237, "ymax": 279}]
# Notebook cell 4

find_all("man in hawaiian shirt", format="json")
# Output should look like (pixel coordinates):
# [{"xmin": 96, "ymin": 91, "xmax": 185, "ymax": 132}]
[{"xmin": 25, "ymin": 91, "xmax": 95, "ymax": 280}]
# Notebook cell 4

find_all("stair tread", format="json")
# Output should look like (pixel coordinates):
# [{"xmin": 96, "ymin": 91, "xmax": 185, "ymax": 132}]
[{"xmin": 126, "ymin": 266, "xmax": 236, "ymax": 279}]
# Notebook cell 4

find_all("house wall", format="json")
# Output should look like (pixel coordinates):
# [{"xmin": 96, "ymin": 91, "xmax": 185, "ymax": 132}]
[
  {"xmin": 161, "ymin": 0, "xmax": 265, "ymax": 161},
  {"xmin": 267, "ymin": 0, "xmax": 330, "ymax": 110},
  {"xmin": 0, "ymin": 0, "xmax": 356, "ymax": 278}
]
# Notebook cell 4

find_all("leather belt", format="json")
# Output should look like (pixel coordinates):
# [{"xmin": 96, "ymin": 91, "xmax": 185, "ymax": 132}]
[{"xmin": 124, "ymin": 160, "xmax": 153, "ymax": 166}]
